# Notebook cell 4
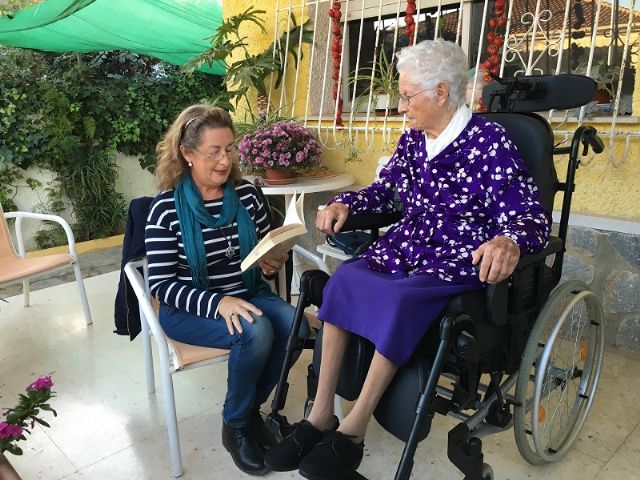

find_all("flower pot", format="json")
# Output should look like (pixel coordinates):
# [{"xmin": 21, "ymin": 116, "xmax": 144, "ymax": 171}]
[
  {"xmin": 0, "ymin": 453, "xmax": 22, "ymax": 480},
  {"xmin": 264, "ymin": 167, "xmax": 296, "ymax": 185},
  {"xmin": 593, "ymin": 88, "xmax": 611, "ymax": 104},
  {"xmin": 374, "ymin": 94, "xmax": 399, "ymax": 116}
]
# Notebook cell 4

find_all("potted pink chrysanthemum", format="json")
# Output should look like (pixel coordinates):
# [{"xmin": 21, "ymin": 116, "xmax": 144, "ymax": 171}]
[
  {"xmin": 238, "ymin": 120, "xmax": 322, "ymax": 184},
  {"xmin": 0, "ymin": 376, "xmax": 56, "ymax": 480}
]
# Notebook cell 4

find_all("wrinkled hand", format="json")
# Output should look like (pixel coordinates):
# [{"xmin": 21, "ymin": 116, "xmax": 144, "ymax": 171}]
[
  {"xmin": 471, "ymin": 236, "xmax": 521, "ymax": 284},
  {"xmin": 217, "ymin": 296, "xmax": 263, "ymax": 335},
  {"xmin": 316, "ymin": 202, "xmax": 349, "ymax": 234},
  {"xmin": 258, "ymin": 252, "xmax": 289, "ymax": 277}
]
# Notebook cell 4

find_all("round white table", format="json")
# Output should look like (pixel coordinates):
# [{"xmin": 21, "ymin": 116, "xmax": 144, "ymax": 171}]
[
  {"xmin": 246, "ymin": 172, "xmax": 356, "ymax": 297},
  {"xmin": 246, "ymin": 172, "xmax": 355, "ymax": 201}
]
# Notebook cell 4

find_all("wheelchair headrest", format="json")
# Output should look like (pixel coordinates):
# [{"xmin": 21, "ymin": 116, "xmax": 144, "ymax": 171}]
[{"xmin": 482, "ymin": 74, "xmax": 597, "ymax": 113}]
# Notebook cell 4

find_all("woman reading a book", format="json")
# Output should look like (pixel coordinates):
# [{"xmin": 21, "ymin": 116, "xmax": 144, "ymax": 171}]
[
  {"xmin": 145, "ymin": 105, "xmax": 308, "ymax": 476},
  {"xmin": 265, "ymin": 39, "xmax": 551, "ymax": 479}
]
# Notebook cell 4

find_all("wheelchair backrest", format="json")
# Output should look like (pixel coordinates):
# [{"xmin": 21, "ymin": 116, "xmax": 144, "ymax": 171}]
[{"xmin": 480, "ymin": 112, "xmax": 557, "ymax": 212}]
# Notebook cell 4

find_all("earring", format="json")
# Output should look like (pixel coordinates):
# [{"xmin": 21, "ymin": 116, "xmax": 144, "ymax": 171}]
[{"xmin": 188, "ymin": 162, "xmax": 192, "ymax": 167}]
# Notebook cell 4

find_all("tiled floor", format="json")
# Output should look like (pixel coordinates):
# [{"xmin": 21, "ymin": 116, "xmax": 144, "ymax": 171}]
[{"xmin": 1, "ymin": 271, "xmax": 640, "ymax": 480}]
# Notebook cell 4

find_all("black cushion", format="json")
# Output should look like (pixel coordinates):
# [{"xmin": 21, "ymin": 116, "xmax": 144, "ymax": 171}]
[{"xmin": 481, "ymin": 112, "xmax": 557, "ymax": 212}]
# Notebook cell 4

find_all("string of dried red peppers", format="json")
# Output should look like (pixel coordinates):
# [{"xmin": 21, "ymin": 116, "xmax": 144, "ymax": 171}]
[
  {"xmin": 404, "ymin": 0, "xmax": 417, "ymax": 44},
  {"xmin": 480, "ymin": 0, "xmax": 507, "ymax": 84},
  {"xmin": 328, "ymin": 1, "xmax": 344, "ymax": 126}
]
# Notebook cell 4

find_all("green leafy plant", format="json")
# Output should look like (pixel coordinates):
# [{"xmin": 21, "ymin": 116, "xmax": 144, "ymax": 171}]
[
  {"xmin": 0, "ymin": 376, "xmax": 56, "ymax": 456},
  {"xmin": 0, "ymin": 48, "xmax": 224, "ymax": 246},
  {"xmin": 186, "ymin": 7, "xmax": 313, "ymax": 116},
  {"xmin": 349, "ymin": 47, "xmax": 399, "ymax": 115}
]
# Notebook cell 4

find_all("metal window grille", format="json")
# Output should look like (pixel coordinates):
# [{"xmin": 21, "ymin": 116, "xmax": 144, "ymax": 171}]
[{"xmin": 268, "ymin": 0, "xmax": 638, "ymax": 165}]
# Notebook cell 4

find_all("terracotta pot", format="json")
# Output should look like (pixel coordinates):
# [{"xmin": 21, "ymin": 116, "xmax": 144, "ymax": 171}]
[
  {"xmin": 593, "ymin": 88, "xmax": 611, "ymax": 104},
  {"xmin": 264, "ymin": 167, "xmax": 295, "ymax": 184},
  {"xmin": 0, "ymin": 453, "xmax": 22, "ymax": 480}
]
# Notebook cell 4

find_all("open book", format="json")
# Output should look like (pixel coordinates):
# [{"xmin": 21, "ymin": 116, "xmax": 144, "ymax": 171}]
[{"xmin": 241, "ymin": 192, "xmax": 307, "ymax": 272}]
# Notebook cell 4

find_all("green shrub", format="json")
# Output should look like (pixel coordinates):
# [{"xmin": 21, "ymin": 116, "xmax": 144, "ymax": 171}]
[{"xmin": 0, "ymin": 49, "xmax": 224, "ymax": 245}]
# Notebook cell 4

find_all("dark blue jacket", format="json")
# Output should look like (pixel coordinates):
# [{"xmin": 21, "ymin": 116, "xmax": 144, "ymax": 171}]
[{"xmin": 113, "ymin": 196, "xmax": 154, "ymax": 340}]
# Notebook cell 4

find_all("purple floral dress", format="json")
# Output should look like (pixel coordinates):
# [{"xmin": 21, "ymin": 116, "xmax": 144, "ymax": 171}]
[{"xmin": 318, "ymin": 115, "xmax": 551, "ymax": 365}]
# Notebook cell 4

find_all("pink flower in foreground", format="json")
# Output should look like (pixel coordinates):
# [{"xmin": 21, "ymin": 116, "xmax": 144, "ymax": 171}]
[
  {"xmin": 0, "ymin": 422, "xmax": 23, "ymax": 440},
  {"xmin": 27, "ymin": 375, "xmax": 54, "ymax": 391}
]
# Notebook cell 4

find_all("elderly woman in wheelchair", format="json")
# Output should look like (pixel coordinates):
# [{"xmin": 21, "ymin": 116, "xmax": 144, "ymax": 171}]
[{"xmin": 263, "ymin": 38, "xmax": 560, "ymax": 479}]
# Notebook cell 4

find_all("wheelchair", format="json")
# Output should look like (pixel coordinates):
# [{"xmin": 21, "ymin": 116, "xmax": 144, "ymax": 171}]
[{"xmin": 266, "ymin": 74, "xmax": 606, "ymax": 480}]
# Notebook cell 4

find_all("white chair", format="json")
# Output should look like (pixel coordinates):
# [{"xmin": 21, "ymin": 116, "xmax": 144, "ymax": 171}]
[
  {"xmin": 124, "ymin": 258, "xmax": 230, "ymax": 478},
  {"xmin": 0, "ymin": 205, "xmax": 92, "ymax": 325}
]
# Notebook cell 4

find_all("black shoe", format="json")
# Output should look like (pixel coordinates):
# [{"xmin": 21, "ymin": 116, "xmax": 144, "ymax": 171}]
[
  {"xmin": 299, "ymin": 431, "xmax": 364, "ymax": 480},
  {"xmin": 221, "ymin": 423, "xmax": 269, "ymax": 476},
  {"xmin": 250, "ymin": 408, "xmax": 277, "ymax": 451},
  {"xmin": 263, "ymin": 416, "xmax": 339, "ymax": 472}
]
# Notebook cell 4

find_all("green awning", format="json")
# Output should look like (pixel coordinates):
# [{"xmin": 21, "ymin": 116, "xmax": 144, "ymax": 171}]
[{"xmin": 0, "ymin": 0, "xmax": 224, "ymax": 75}]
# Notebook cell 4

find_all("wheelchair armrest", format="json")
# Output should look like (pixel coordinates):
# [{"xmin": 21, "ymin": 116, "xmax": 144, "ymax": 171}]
[
  {"xmin": 340, "ymin": 211, "xmax": 402, "ymax": 232},
  {"xmin": 514, "ymin": 236, "xmax": 563, "ymax": 271},
  {"xmin": 485, "ymin": 236, "xmax": 562, "ymax": 326}
]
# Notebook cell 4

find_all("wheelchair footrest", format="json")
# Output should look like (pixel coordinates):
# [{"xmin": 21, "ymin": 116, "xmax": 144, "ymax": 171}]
[{"xmin": 448, "ymin": 423, "xmax": 489, "ymax": 480}]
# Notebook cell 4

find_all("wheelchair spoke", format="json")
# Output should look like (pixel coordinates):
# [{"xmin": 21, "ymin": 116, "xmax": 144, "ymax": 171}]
[{"xmin": 514, "ymin": 280, "xmax": 605, "ymax": 465}]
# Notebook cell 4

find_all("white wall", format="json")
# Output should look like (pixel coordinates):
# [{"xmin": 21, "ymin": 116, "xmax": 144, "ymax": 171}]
[{"xmin": 10, "ymin": 153, "xmax": 157, "ymax": 251}]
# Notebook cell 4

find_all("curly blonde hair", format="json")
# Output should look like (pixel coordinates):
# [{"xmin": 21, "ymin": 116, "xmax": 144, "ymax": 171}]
[{"xmin": 155, "ymin": 104, "xmax": 242, "ymax": 190}]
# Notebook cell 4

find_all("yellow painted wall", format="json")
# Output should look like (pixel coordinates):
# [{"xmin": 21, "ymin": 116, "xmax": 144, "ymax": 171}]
[{"xmin": 223, "ymin": 0, "xmax": 640, "ymax": 222}]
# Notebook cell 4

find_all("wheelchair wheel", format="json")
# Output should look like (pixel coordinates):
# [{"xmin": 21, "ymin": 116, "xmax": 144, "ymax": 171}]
[{"xmin": 513, "ymin": 280, "xmax": 605, "ymax": 465}]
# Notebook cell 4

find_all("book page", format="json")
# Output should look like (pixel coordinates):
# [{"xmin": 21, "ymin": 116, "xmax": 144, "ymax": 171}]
[
  {"xmin": 240, "ymin": 193, "xmax": 307, "ymax": 272},
  {"xmin": 283, "ymin": 192, "xmax": 305, "ymax": 226}
]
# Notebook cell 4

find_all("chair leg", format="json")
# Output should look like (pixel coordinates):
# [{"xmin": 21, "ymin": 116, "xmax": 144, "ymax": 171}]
[
  {"xmin": 22, "ymin": 279, "xmax": 30, "ymax": 307},
  {"xmin": 141, "ymin": 316, "xmax": 156, "ymax": 394},
  {"xmin": 72, "ymin": 262, "xmax": 93, "ymax": 325},
  {"xmin": 159, "ymin": 365, "xmax": 183, "ymax": 477}
]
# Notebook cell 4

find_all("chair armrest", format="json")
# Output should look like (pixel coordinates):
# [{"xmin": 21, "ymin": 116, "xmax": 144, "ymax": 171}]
[
  {"xmin": 340, "ymin": 211, "xmax": 402, "ymax": 232},
  {"xmin": 3, "ymin": 211, "xmax": 77, "ymax": 259}
]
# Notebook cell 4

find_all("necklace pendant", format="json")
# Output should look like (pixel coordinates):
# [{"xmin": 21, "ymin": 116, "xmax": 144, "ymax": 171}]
[{"xmin": 225, "ymin": 244, "xmax": 235, "ymax": 259}]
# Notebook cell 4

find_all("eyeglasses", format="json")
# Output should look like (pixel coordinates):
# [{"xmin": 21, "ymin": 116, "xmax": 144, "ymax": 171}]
[
  {"xmin": 192, "ymin": 146, "xmax": 237, "ymax": 162},
  {"xmin": 398, "ymin": 89, "xmax": 428, "ymax": 106}
]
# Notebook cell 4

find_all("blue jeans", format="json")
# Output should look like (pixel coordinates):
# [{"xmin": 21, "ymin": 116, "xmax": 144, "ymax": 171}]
[{"xmin": 159, "ymin": 293, "xmax": 309, "ymax": 427}]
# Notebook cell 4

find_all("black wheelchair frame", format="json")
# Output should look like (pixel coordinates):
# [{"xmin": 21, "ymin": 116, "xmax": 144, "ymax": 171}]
[{"xmin": 266, "ymin": 74, "xmax": 606, "ymax": 480}]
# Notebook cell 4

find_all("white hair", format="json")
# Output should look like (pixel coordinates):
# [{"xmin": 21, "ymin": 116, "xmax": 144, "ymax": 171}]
[{"xmin": 396, "ymin": 39, "xmax": 469, "ymax": 108}]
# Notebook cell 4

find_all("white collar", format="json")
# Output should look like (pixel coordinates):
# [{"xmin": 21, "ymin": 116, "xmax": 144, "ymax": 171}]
[{"xmin": 423, "ymin": 105, "xmax": 472, "ymax": 159}]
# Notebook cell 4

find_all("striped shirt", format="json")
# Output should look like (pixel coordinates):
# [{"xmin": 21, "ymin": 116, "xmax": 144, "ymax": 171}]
[{"xmin": 145, "ymin": 180, "xmax": 272, "ymax": 318}]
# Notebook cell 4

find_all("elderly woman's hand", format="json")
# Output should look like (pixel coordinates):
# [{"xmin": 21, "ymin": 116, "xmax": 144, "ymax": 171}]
[
  {"xmin": 316, "ymin": 202, "xmax": 349, "ymax": 234},
  {"xmin": 471, "ymin": 236, "xmax": 521, "ymax": 284},
  {"xmin": 218, "ymin": 296, "xmax": 263, "ymax": 335}
]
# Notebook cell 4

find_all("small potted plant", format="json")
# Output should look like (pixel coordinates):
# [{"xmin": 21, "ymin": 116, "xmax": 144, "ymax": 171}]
[
  {"xmin": 237, "ymin": 119, "xmax": 322, "ymax": 184},
  {"xmin": 349, "ymin": 47, "xmax": 400, "ymax": 116},
  {"xmin": 0, "ymin": 376, "xmax": 56, "ymax": 480}
]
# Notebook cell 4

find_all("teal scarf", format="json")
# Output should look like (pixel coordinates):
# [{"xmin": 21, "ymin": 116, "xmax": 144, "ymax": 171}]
[{"xmin": 173, "ymin": 175, "xmax": 268, "ymax": 295}]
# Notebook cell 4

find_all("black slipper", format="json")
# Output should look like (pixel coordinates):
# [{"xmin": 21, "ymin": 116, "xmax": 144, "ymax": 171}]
[
  {"xmin": 298, "ymin": 430, "xmax": 365, "ymax": 480},
  {"xmin": 263, "ymin": 416, "xmax": 339, "ymax": 472}
]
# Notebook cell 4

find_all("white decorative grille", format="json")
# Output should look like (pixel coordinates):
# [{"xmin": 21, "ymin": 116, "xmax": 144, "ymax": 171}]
[{"xmin": 268, "ymin": 0, "xmax": 639, "ymax": 165}]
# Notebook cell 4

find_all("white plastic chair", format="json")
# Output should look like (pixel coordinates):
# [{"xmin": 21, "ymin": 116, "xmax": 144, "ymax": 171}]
[
  {"xmin": 0, "ymin": 205, "xmax": 92, "ymax": 325},
  {"xmin": 124, "ymin": 258, "xmax": 230, "ymax": 478}
]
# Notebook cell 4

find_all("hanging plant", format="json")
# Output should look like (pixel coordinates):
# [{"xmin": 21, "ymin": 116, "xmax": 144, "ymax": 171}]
[{"xmin": 328, "ymin": 1, "xmax": 344, "ymax": 126}]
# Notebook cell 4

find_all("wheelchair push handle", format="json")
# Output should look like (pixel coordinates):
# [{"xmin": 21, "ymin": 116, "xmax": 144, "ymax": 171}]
[{"xmin": 581, "ymin": 127, "xmax": 604, "ymax": 155}]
